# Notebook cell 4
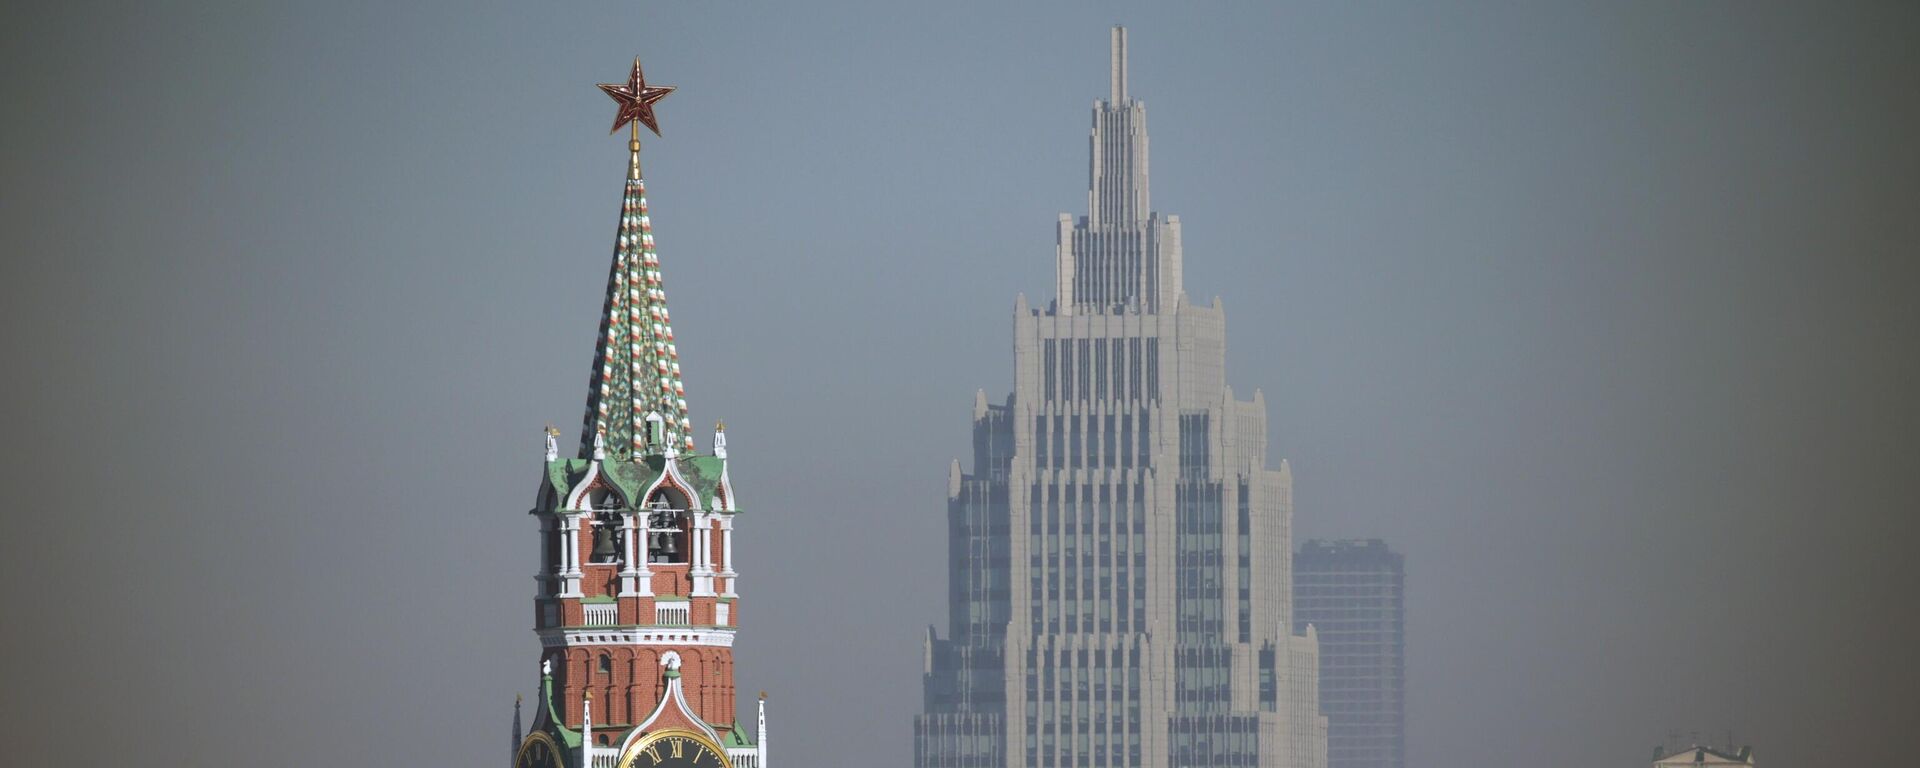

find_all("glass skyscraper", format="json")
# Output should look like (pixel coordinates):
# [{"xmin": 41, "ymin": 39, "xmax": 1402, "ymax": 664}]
[{"xmin": 1292, "ymin": 540, "xmax": 1406, "ymax": 768}]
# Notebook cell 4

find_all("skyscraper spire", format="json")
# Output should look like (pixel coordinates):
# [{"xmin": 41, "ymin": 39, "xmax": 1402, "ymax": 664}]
[
  {"xmin": 581, "ymin": 59, "xmax": 693, "ymax": 460},
  {"xmin": 1056, "ymin": 26, "xmax": 1182, "ymax": 315}
]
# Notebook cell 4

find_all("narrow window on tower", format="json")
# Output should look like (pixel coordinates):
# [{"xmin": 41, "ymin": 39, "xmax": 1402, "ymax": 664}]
[
  {"xmin": 1052, "ymin": 415, "xmax": 1066, "ymax": 469},
  {"xmin": 1069, "ymin": 415, "xmax": 1081, "ymax": 467},
  {"xmin": 1237, "ymin": 482, "xmax": 1252, "ymax": 644},
  {"xmin": 1045, "ymin": 340, "xmax": 1057, "ymax": 400},
  {"xmin": 590, "ymin": 487, "xmax": 628, "ymax": 564},
  {"xmin": 1136, "ymin": 412, "xmax": 1151, "ymax": 467},
  {"xmin": 1036, "ymin": 416, "xmax": 1049, "ymax": 469},
  {"xmin": 598, "ymin": 653, "xmax": 612, "ymax": 676},
  {"xmin": 1094, "ymin": 341, "xmax": 1107, "ymax": 401},
  {"xmin": 1104, "ymin": 414, "xmax": 1117, "ymax": 467},
  {"xmin": 1145, "ymin": 339, "xmax": 1159, "ymax": 403},
  {"xmin": 1128, "ymin": 338, "xmax": 1142, "ymax": 403},
  {"xmin": 1061, "ymin": 341, "xmax": 1074, "ymax": 402}
]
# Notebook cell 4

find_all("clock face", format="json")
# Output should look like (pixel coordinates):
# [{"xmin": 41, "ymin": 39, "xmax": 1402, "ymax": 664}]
[
  {"xmin": 619, "ymin": 730, "xmax": 730, "ymax": 768},
  {"xmin": 514, "ymin": 733, "xmax": 563, "ymax": 768}
]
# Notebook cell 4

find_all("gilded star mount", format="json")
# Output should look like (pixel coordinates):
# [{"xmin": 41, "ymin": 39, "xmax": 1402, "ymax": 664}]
[{"xmin": 599, "ymin": 56, "xmax": 676, "ymax": 137}]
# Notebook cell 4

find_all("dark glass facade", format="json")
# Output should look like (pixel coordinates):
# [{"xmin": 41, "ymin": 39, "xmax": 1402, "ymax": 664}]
[{"xmin": 1293, "ymin": 540, "xmax": 1405, "ymax": 768}]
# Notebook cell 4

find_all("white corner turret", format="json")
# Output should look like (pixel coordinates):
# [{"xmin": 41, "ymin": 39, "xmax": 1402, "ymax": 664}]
[
  {"xmin": 581, "ymin": 689, "xmax": 594, "ymax": 768},
  {"xmin": 757, "ymin": 692, "xmax": 769, "ymax": 768}
]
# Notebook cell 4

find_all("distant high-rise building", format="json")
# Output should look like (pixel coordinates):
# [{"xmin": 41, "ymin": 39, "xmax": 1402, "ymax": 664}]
[
  {"xmin": 914, "ymin": 27, "xmax": 1327, "ymax": 768},
  {"xmin": 1292, "ymin": 540, "xmax": 1406, "ymax": 768}
]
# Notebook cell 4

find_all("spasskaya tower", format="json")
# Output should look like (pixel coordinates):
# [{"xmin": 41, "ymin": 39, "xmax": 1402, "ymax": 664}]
[{"xmin": 512, "ymin": 56, "xmax": 767, "ymax": 768}]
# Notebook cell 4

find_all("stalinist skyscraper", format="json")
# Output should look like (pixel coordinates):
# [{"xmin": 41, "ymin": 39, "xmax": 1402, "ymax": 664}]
[{"xmin": 916, "ymin": 27, "xmax": 1328, "ymax": 768}]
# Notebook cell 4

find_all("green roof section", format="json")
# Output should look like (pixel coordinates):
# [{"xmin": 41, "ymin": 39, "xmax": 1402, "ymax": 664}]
[
  {"xmin": 535, "ymin": 452, "xmax": 738, "ymax": 514},
  {"xmin": 719, "ymin": 722, "xmax": 755, "ymax": 748},
  {"xmin": 538, "ymin": 669, "xmax": 582, "ymax": 750}
]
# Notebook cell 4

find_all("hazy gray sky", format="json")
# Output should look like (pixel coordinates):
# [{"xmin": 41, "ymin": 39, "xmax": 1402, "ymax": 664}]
[{"xmin": 3, "ymin": 3, "xmax": 1916, "ymax": 767}]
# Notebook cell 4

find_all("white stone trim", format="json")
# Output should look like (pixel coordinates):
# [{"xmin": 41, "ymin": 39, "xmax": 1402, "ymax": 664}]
[
  {"xmin": 620, "ymin": 511, "xmax": 651, "ymax": 597},
  {"xmin": 582, "ymin": 686, "xmax": 594, "ymax": 768},
  {"xmin": 563, "ymin": 458, "xmax": 604, "ymax": 511},
  {"xmin": 559, "ymin": 516, "xmax": 585, "ymax": 597},
  {"xmin": 582, "ymin": 602, "xmax": 619, "ymax": 627},
  {"xmin": 641, "ymin": 455, "xmax": 703, "ymax": 511},
  {"xmin": 690, "ymin": 512, "xmax": 716, "ymax": 597},
  {"xmin": 655, "ymin": 602, "xmax": 691, "ymax": 626},
  {"xmin": 537, "ymin": 627, "xmax": 736, "ymax": 649},
  {"xmin": 718, "ymin": 517, "xmax": 737, "ymax": 598}
]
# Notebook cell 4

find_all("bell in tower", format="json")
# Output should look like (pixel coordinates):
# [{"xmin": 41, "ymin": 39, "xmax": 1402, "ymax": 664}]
[{"xmin": 590, "ymin": 518, "xmax": 620, "ymax": 563}]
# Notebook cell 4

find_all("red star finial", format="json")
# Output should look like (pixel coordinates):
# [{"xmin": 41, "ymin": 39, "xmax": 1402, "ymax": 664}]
[{"xmin": 598, "ymin": 57, "xmax": 675, "ymax": 137}]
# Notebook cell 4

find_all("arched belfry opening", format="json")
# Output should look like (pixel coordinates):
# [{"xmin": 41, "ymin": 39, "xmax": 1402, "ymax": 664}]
[
  {"xmin": 645, "ymin": 487, "xmax": 691, "ymax": 564},
  {"xmin": 590, "ymin": 486, "xmax": 628, "ymax": 564}
]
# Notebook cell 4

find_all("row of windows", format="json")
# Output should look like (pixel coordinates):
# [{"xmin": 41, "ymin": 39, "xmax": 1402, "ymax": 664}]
[
  {"xmin": 1168, "ymin": 715, "xmax": 1265, "ymax": 767},
  {"xmin": 913, "ymin": 713, "xmax": 1004, "ymax": 768},
  {"xmin": 1023, "ymin": 640, "xmax": 1146, "ymax": 768},
  {"xmin": 1029, "ymin": 483, "xmax": 1148, "ymax": 635},
  {"xmin": 1175, "ymin": 474, "xmax": 1227, "ymax": 645},
  {"xmin": 1029, "ymin": 744, "xmax": 1142, "ymax": 768},
  {"xmin": 1033, "ymin": 413, "xmax": 1152, "ymax": 469},
  {"xmin": 1042, "ymin": 337, "xmax": 1160, "ymax": 405},
  {"xmin": 951, "ymin": 482, "xmax": 1010, "ymax": 641},
  {"xmin": 1174, "ymin": 645, "xmax": 1236, "ymax": 711},
  {"xmin": 1026, "ymin": 716, "xmax": 1144, "ymax": 735}
]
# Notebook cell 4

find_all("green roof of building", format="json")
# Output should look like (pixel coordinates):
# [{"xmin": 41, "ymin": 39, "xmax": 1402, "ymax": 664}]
[
  {"xmin": 539, "ymin": 452, "xmax": 735, "ymax": 513},
  {"xmin": 719, "ymin": 723, "xmax": 755, "ymax": 748}
]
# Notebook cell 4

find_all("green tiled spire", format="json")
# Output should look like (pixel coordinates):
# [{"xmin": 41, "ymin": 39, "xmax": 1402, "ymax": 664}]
[{"xmin": 579, "ymin": 155, "xmax": 694, "ymax": 460}]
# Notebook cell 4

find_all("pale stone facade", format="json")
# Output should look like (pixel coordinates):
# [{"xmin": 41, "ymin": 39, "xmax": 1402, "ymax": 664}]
[{"xmin": 916, "ymin": 27, "xmax": 1327, "ymax": 768}]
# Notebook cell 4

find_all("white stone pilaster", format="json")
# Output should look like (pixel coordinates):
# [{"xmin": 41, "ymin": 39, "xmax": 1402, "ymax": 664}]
[
  {"xmin": 560, "ymin": 514, "xmax": 584, "ymax": 598},
  {"xmin": 581, "ymin": 691, "xmax": 593, "ymax": 768},
  {"xmin": 619, "ymin": 511, "xmax": 645, "ymax": 597},
  {"xmin": 719, "ymin": 516, "xmax": 737, "ymax": 597},
  {"xmin": 637, "ymin": 509, "xmax": 655, "ymax": 597},
  {"xmin": 691, "ymin": 512, "xmax": 716, "ymax": 597}
]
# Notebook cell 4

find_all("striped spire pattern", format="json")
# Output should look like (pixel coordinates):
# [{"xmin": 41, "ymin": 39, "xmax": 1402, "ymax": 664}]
[{"xmin": 579, "ymin": 175, "xmax": 693, "ymax": 460}]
